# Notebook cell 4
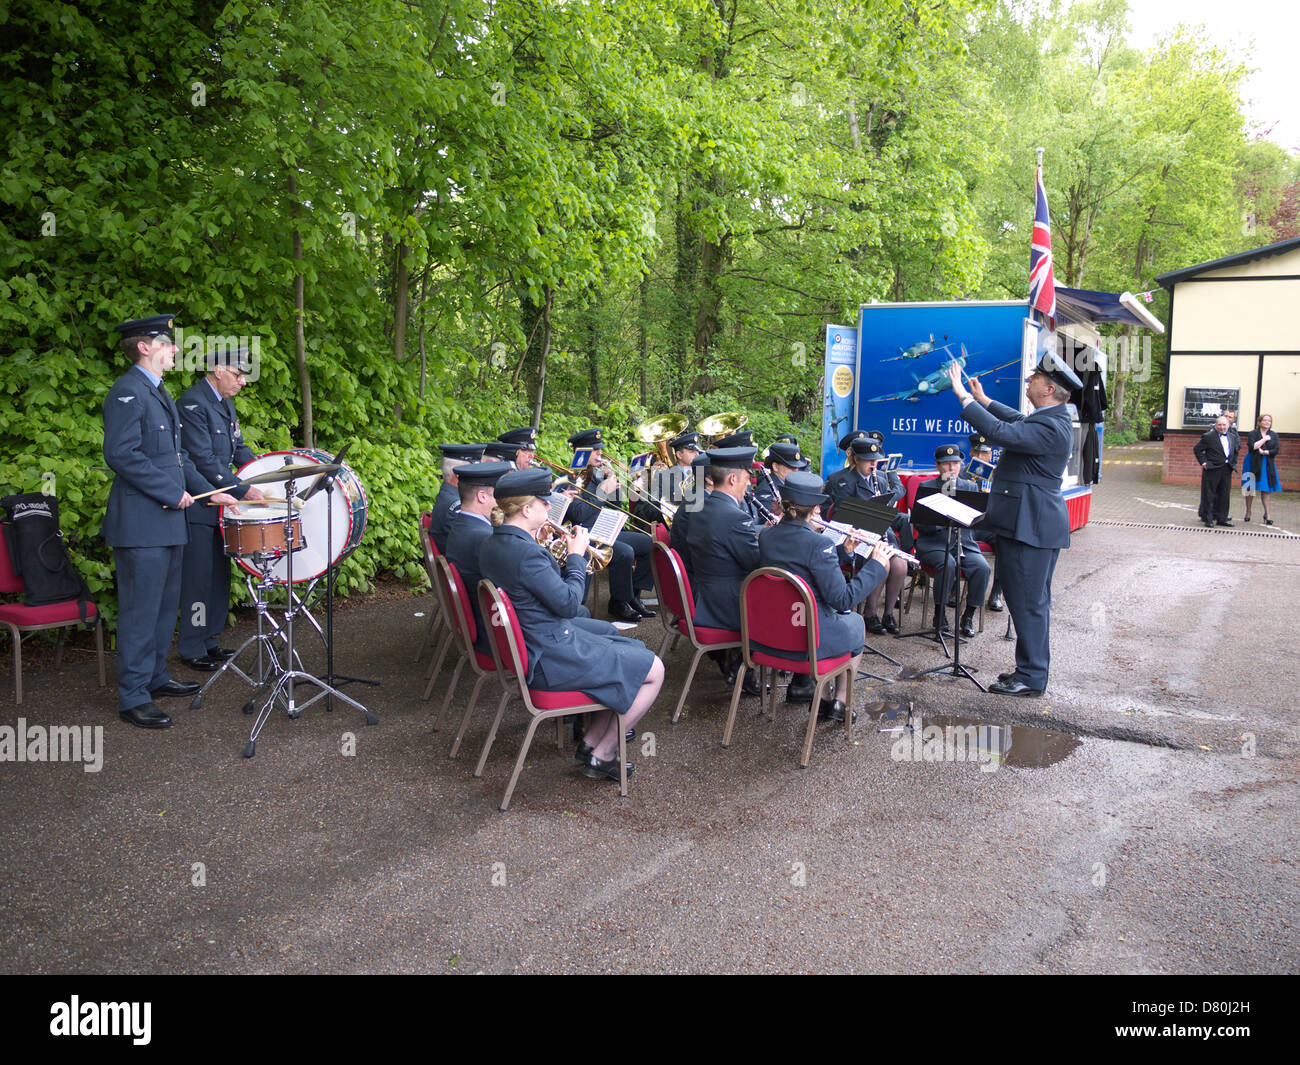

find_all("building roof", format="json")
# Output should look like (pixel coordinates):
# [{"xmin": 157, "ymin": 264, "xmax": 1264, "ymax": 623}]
[{"xmin": 1156, "ymin": 236, "xmax": 1300, "ymax": 289}]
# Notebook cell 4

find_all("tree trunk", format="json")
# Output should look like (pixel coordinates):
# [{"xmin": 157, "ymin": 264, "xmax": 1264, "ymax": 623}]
[
  {"xmin": 287, "ymin": 169, "xmax": 313, "ymax": 448},
  {"xmin": 638, "ymin": 274, "xmax": 650, "ymax": 407},
  {"xmin": 393, "ymin": 238, "xmax": 409, "ymax": 364},
  {"xmin": 531, "ymin": 286, "xmax": 553, "ymax": 427}
]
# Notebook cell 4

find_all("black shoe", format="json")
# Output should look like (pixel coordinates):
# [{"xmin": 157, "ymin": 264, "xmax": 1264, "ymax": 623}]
[
  {"xmin": 151, "ymin": 680, "xmax": 201, "ymax": 698},
  {"xmin": 1216, "ymin": 519, "xmax": 1233, "ymax": 527},
  {"xmin": 786, "ymin": 676, "xmax": 815, "ymax": 703},
  {"xmin": 1244, "ymin": 515, "xmax": 1250, "ymax": 523},
  {"xmin": 1201, "ymin": 519, "xmax": 1213, "ymax": 527},
  {"xmin": 741, "ymin": 669, "xmax": 762, "ymax": 697},
  {"xmin": 933, "ymin": 613, "xmax": 953, "ymax": 637},
  {"xmin": 865, "ymin": 614, "xmax": 884, "ymax": 635},
  {"xmin": 1265, "ymin": 518, "xmax": 1274, "ymax": 526},
  {"xmin": 988, "ymin": 678, "xmax": 1044, "ymax": 697},
  {"xmin": 986, "ymin": 591, "xmax": 1004, "ymax": 612},
  {"xmin": 996, "ymin": 671, "xmax": 1017, "ymax": 683},
  {"xmin": 120, "ymin": 702, "xmax": 172, "ymax": 729},
  {"xmin": 629, "ymin": 596, "xmax": 657, "ymax": 618},
  {"xmin": 882, "ymin": 612, "xmax": 900, "ymax": 635},
  {"xmin": 576, "ymin": 742, "xmax": 593, "ymax": 762},
  {"xmin": 584, "ymin": 754, "xmax": 634, "ymax": 781},
  {"xmin": 960, "ymin": 608, "xmax": 977, "ymax": 639},
  {"xmin": 608, "ymin": 600, "xmax": 642, "ymax": 622},
  {"xmin": 817, "ymin": 699, "xmax": 855, "ymax": 724},
  {"xmin": 206, "ymin": 646, "xmax": 237, "ymax": 661},
  {"xmin": 179, "ymin": 655, "xmax": 221, "ymax": 672}
]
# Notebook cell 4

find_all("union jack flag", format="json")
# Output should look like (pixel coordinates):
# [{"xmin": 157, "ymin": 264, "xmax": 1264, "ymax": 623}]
[{"xmin": 1029, "ymin": 164, "xmax": 1056, "ymax": 323}]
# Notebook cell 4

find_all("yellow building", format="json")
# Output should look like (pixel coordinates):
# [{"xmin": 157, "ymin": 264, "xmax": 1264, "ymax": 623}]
[{"xmin": 1156, "ymin": 237, "xmax": 1300, "ymax": 489}]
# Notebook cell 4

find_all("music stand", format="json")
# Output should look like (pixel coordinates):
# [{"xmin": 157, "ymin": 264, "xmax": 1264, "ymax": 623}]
[
  {"xmin": 826, "ymin": 495, "xmax": 904, "ymax": 682},
  {"xmin": 906, "ymin": 487, "xmax": 986, "ymax": 691}
]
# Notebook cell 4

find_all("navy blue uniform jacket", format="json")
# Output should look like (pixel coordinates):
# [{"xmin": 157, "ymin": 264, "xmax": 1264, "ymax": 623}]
[
  {"xmin": 757, "ymin": 520, "xmax": 885, "ymax": 658},
  {"xmin": 960, "ymin": 399, "xmax": 1072, "ymax": 549},
  {"xmin": 430, "ymin": 480, "xmax": 460, "ymax": 554},
  {"xmin": 101, "ymin": 369, "xmax": 211, "ymax": 547},
  {"xmin": 444, "ymin": 510, "xmax": 494, "ymax": 653},
  {"xmin": 178, "ymin": 379, "xmax": 255, "ymax": 527},
  {"xmin": 685, "ymin": 490, "xmax": 760, "ymax": 631}
]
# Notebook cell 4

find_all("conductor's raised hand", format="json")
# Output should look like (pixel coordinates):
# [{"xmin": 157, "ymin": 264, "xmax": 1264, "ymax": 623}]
[
  {"xmin": 946, "ymin": 362, "xmax": 970, "ymax": 402},
  {"xmin": 968, "ymin": 374, "xmax": 989, "ymax": 406}
]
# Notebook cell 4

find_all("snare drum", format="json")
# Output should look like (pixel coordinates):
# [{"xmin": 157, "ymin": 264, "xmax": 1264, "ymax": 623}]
[
  {"xmin": 221, "ymin": 506, "xmax": 305, "ymax": 559},
  {"xmin": 226, "ymin": 449, "xmax": 369, "ymax": 583}
]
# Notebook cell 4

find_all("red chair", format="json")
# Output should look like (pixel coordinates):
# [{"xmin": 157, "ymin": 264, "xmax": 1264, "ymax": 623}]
[
  {"xmin": 474, "ymin": 580, "xmax": 628, "ymax": 810},
  {"xmin": 649, "ymin": 542, "xmax": 741, "ymax": 723},
  {"xmin": 427, "ymin": 556, "xmax": 499, "ymax": 756},
  {"xmin": 724, "ymin": 567, "xmax": 856, "ymax": 768},
  {"xmin": 414, "ymin": 510, "xmax": 445, "ymax": 663},
  {"xmin": 899, "ymin": 472, "xmax": 938, "ymax": 516},
  {"xmin": 0, "ymin": 531, "xmax": 104, "ymax": 704},
  {"xmin": 653, "ymin": 522, "xmax": 670, "ymax": 547}
]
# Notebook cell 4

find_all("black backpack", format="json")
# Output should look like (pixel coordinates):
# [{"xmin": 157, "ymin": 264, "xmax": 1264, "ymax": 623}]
[{"xmin": 1, "ymin": 492, "xmax": 94, "ymax": 624}]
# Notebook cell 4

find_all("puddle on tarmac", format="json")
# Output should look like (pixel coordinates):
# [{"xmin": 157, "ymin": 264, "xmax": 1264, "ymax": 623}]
[{"xmin": 866, "ymin": 702, "xmax": 1081, "ymax": 769}]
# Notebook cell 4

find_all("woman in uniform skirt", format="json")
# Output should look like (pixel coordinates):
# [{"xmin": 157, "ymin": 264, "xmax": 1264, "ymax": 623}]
[
  {"xmin": 478, "ymin": 469, "xmax": 664, "ymax": 781},
  {"xmin": 754, "ymin": 471, "xmax": 891, "ymax": 722}
]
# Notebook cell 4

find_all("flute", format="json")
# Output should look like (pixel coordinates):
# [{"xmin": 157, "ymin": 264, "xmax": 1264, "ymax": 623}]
[{"xmin": 809, "ymin": 516, "xmax": 919, "ymax": 569}]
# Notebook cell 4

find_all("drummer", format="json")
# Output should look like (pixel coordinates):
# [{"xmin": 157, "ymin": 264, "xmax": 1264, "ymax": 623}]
[
  {"xmin": 177, "ymin": 345, "xmax": 265, "ymax": 671},
  {"xmin": 431, "ymin": 443, "xmax": 486, "ymax": 553}
]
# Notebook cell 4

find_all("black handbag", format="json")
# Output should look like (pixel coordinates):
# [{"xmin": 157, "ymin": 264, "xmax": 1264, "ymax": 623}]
[{"xmin": 1, "ymin": 492, "xmax": 94, "ymax": 623}]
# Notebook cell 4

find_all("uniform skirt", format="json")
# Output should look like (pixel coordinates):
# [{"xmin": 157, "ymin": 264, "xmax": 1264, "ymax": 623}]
[{"xmin": 527, "ymin": 625, "xmax": 655, "ymax": 714}]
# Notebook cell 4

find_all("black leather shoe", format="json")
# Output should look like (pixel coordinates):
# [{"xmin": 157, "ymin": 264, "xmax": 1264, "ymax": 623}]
[
  {"xmin": 989, "ymin": 678, "xmax": 1044, "ymax": 697},
  {"xmin": 882, "ymin": 612, "xmax": 900, "ymax": 635},
  {"xmin": 120, "ymin": 702, "xmax": 172, "ymax": 729},
  {"xmin": 986, "ymin": 591, "xmax": 1004, "ymax": 612},
  {"xmin": 865, "ymin": 614, "xmax": 884, "ymax": 635},
  {"xmin": 576, "ymin": 742, "xmax": 594, "ymax": 762},
  {"xmin": 1216, "ymin": 519, "xmax": 1233, "ymax": 527},
  {"xmin": 608, "ymin": 600, "xmax": 642, "ymax": 623},
  {"xmin": 584, "ymin": 754, "xmax": 634, "ymax": 781},
  {"xmin": 206, "ymin": 646, "xmax": 237, "ymax": 661},
  {"xmin": 996, "ymin": 671, "xmax": 1017, "ymax": 683},
  {"xmin": 151, "ymin": 680, "xmax": 201, "ymax": 698},
  {"xmin": 741, "ymin": 669, "xmax": 762, "ymax": 697},
  {"xmin": 179, "ymin": 655, "xmax": 221, "ymax": 672},
  {"xmin": 960, "ymin": 609, "xmax": 977, "ymax": 639},
  {"xmin": 817, "ymin": 699, "xmax": 856, "ymax": 724},
  {"xmin": 786, "ymin": 676, "xmax": 815, "ymax": 703},
  {"xmin": 629, "ymin": 596, "xmax": 657, "ymax": 618},
  {"xmin": 933, "ymin": 612, "xmax": 953, "ymax": 637}
]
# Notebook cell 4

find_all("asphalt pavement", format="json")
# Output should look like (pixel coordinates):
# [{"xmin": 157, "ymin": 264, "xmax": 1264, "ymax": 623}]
[{"xmin": 1, "ymin": 444, "xmax": 1296, "ymax": 974}]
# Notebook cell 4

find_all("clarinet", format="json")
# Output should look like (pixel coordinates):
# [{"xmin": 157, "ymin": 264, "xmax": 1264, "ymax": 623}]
[{"xmin": 752, "ymin": 466, "xmax": 783, "ymax": 526}]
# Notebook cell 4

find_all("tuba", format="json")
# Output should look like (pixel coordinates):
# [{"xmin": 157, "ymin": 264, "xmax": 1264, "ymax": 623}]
[{"xmin": 697, "ymin": 411, "xmax": 747, "ymax": 447}]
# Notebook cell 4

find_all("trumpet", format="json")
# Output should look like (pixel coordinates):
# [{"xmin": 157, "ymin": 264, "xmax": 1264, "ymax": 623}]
[
  {"xmin": 807, "ymin": 516, "xmax": 920, "ymax": 569},
  {"xmin": 537, "ymin": 521, "xmax": 614, "ymax": 574}
]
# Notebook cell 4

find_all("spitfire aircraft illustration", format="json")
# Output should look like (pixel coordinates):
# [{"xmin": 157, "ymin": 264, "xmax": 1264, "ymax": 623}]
[
  {"xmin": 881, "ymin": 333, "xmax": 953, "ymax": 362},
  {"xmin": 867, "ymin": 344, "xmax": 1019, "ymax": 403}
]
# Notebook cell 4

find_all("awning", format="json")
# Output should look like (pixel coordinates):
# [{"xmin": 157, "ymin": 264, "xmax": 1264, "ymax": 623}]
[{"xmin": 1054, "ymin": 287, "xmax": 1165, "ymax": 334}]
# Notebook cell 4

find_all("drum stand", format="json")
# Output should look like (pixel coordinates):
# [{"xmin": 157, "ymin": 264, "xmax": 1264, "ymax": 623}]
[
  {"xmin": 315, "ymin": 467, "xmax": 379, "ymax": 708},
  {"xmin": 242, "ymin": 472, "xmax": 376, "ymax": 758},
  {"xmin": 189, "ymin": 557, "xmax": 304, "ymax": 711}
]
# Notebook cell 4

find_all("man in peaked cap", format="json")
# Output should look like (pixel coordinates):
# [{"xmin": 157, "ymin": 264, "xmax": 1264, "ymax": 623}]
[
  {"xmin": 176, "ymin": 344, "xmax": 265, "ymax": 670},
  {"xmin": 824, "ymin": 437, "xmax": 889, "ymax": 509},
  {"xmin": 431, "ymin": 443, "xmax": 487, "ymax": 553},
  {"xmin": 443, "ymin": 460, "xmax": 513, "ymax": 654},
  {"xmin": 637, "ymin": 429, "xmax": 701, "ymax": 528},
  {"xmin": 946, "ymin": 350, "xmax": 1081, "ymax": 695},
  {"xmin": 670, "ymin": 451, "xmax": 713, "ymax": 579},
  {"xmin": 483, "ymin": 441, "xmax": 523, "ymax": 466},
  {"xmin": 685, "ymin": 446, "xmax": 763, "ymax": 695},
  {"xmin": 498, "ymin": 426, "xmax": 538, "ymax": 469},
  {"xmin": 912, "ymin": 444, "xmax": 990, "ymax": 639},
  {"xmin": 102, "ymin": 314, "xmax": 239, "ymax": 728}
]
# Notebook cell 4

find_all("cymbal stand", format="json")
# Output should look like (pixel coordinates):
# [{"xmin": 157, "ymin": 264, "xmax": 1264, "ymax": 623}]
[
  {"xmin": 243, "ymin": 472, "xmax": 376, "ymax": 758},
  {"xmin": 189, "ymin": 553, "xmax": 302, "ymax": 712}
]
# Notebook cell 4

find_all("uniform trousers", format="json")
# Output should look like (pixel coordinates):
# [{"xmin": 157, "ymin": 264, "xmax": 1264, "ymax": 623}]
[
  {"xmin": 178, "ymin": 524, "xmax": 232, "ymax": 659},
  {"xmin": 996, "ymin": 538, "xmax": 1059, "ymax": 691},
  {"xmin": 114, "ymin": 545, "xmax": 184, "ymax": 710}
]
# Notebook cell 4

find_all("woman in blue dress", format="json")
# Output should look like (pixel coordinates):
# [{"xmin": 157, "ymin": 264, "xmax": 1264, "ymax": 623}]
[
  {"xmin": 1242, "ymin": 413, "xmax": 1282, "ymax": 525},
  {"xmin": 754, "ymin": 471, "xmax": 891, "ymax": 722},
  {"xmin": 478, "ymin": 468, "xmax": 664, "ymax": 781}
]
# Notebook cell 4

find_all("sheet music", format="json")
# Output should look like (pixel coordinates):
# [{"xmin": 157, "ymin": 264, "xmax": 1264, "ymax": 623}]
[
  {"xmin": 817, "ymin": 523, "xmax": 877, "ymax": 561},
  {"xmin": 590, "ymin": 508, "xmax": 628, "ymax": 544},
  {"xmin": 547, "ymin": 494, "xmax": 571, "ymax": 526},
  {"xmin": 915, "ymin": 492, "xmax": 983, "ymax": 527}
]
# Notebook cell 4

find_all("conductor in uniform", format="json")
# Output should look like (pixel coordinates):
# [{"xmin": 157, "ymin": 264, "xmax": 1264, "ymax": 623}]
[
  {"xmin": 177, "ymin": 346, "xmax": 264, "ymax": 670},
  {"xmin": 102, "ymin": 315, "xmax": 237, "ymax": 728},
  {"xmin": 946, "ymin": 352, "xmax": 1080, "ymax": 696}
]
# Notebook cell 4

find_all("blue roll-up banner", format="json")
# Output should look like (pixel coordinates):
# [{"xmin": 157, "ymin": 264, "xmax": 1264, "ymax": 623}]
[{"xmin": 821, "ymin": 324, "xmax": 858, "ymax": 476}]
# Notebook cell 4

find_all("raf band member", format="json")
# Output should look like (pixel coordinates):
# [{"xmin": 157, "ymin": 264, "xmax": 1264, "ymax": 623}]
[
  {"xmin": 443, "ymin": 460, "xmax": 513, "ymax": 654},
  {"xmin": 102, "ymin": 314, "xmax": 237, "ymax": 729},
  {"xmin": 176, "ymin": 345, "xmax": 265, "ymax": 670},
  {"xmin": 912, "ymin": 444, "xmax": 990, "ymax": 639},
  {"xmin": 946, "ymin": 352, "xmax": 1081, "ymax": 696},
  {"xmin": 431, "ymin": 443, "xmax": 486, "ymax": 553}
]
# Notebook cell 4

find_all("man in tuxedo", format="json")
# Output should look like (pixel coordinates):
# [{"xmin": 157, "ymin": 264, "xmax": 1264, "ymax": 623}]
[{"xmin": 1193, "ymin": 415, "xmax": 1239, "ymax": 527}]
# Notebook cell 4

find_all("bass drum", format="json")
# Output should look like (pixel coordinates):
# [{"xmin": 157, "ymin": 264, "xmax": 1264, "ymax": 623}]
[{"xmin": 227, "ymin": 449, "xmax": 368, "ymax": 583}]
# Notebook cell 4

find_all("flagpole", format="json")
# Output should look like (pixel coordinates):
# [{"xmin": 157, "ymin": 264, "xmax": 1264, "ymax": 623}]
[{"xmin": 1036, "ymin": 146, "xmax": 1044, "ymax": 169}]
